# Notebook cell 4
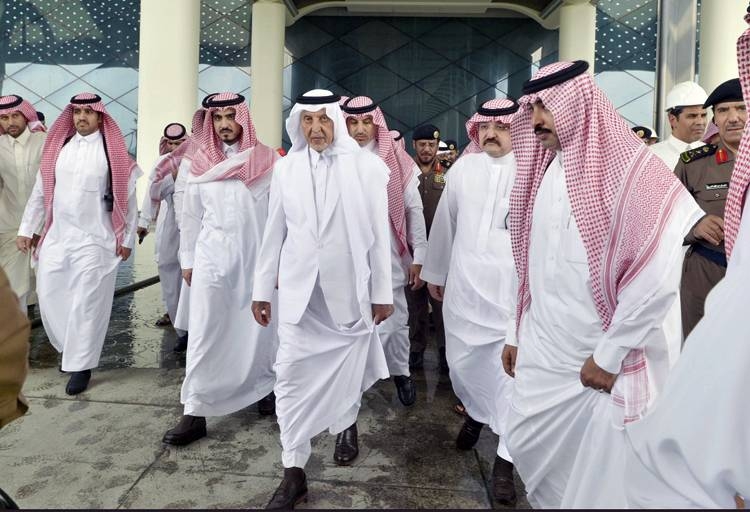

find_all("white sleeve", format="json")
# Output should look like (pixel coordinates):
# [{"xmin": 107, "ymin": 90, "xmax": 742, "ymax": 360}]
[
  {"xmin": 178, "ymin": 181, "xmax": 204, "ymax": 270},
  {"xmin": 172, "ymin": 158, "xmax": 191, "ymax": 232},
  {"xmin": 253, "ymin": 169, "xmax": 286, "ymax": 302},
  {"xmin": 121, "ymin": 167, "xmax": 142, "ymax": 249},
  {"xmin": 18, "ymin": 170, "xmax": 45, "ymax": 238},
  {"xmin": 138, "ymin": 166, "xmax": 157, "ymax": 229},
  {"xmin": 420, "ymin": 170, "xmax": 456, "ymax": 286},
  {"xmin": 404, "ymin": 165, "xmax": 428, "ymax": 265},
  {"xmin": 368, "ymin": 160, "xmax": 394, "ymax": 305}
]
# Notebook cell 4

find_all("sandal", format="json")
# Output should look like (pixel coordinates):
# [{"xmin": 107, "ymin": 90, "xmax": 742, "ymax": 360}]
[
  {"xmin": 453, "ymin": 401, "xmax": 468, "ymax": 417},
  {"xmin": 154, "ymin": 313, "xmax": 172, "ymax": 327}
]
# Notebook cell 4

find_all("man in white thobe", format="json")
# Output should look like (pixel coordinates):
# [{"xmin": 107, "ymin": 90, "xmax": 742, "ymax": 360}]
[
  {"xmin": 0, "ymin": 95, "xmax": 46, "ymax": 312},
  {"xmin": 623, "ymin": 14, "xmax": 750, "ymax": 507},
  {"xmin": 160, "ymin": 92, "xmax": 280, "ymax": 446},
  {"xmin": 252, "ymin": 89, "xmax": 392, "ymax": 509},
  {"xmin": 341, "ymin": 95, "xmax": 427, "ymax": 406},
  {"xmin": 650, "ymin": 81, "xmax": 709, "ymax": 170},
  {"xmin": 137, "ymin": 122, "xmax": 186, "ymax": 343},
  {"xmin": 501, "ymin": 61, "xmax": 704, "ymax": 508},
  {"xmin": 17, "ymin": 92, "xmax": 140, "ymax": 396},
  {"xmin": 421, "ymin": 98, "xmax": 518, "ymax": 506}
]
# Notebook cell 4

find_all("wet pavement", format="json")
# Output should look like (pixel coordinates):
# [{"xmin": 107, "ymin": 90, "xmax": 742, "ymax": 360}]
[{"xmin": 3, "ymin": 235, "xmax": 530, "ymax": 509}]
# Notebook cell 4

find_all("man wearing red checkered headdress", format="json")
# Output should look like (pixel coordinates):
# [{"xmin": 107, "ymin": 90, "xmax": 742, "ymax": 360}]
[
  {"xmin": 136, "ymin": 122, "xmax": 187, "ymax": 336},
  {"xmin": 342, "ymin": 96, "xmax": 428, "ymax": 408},
  {"xmin": 16, "ymin": 93, "xmax": 141, "ymax": 396},
  {"xmin": 499, "ymin": 62, "xmax": 704, "ymax": 508},
  {"xmin": 160, "ymin": 92, "xmax": 281, "ymax": 448},
  {"xmin": 623, "ymin": 7, "xmax": 750, "ymax": 507},
  {"xmin": 421, "ymin": 98, "xmax": 519, "ymax": 506},
  {"xmin": 0, "ymin": 95, "xmax": 46, "ymax": 312}
]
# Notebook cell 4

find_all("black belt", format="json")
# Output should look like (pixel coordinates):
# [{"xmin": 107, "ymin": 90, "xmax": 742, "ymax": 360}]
[{"xmin": 692, "ymin": 244, "xmax": 727, "ymax": 268}]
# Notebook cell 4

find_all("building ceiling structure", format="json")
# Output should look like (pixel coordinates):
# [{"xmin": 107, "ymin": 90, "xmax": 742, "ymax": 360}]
[{"xmin": 280, "ymin": 0, "xmax": 571, "ymax": 28}]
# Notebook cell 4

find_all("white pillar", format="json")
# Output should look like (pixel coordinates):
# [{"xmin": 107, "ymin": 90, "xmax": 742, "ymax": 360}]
[
  {"xmin": 136, "ymin": 0, "xmax": 200, "ymax": 202},
  {"xmin": 698, "ymin": 0, "xmax": 746, "ymax": 95},
  {"xmin": 558, "ymin": 0, "xmax": 596, "ymax": 72},
  {"xmin": 250, "ymin": 0, "xmax": 286, "ymax": 148}
]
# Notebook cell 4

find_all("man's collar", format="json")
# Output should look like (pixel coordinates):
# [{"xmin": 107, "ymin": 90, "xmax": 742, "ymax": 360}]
[
  {"xmin": 74, "ymin": 130, "xmax": 102, "ymax": 143},
  {"xmin": 12, "ymin": 126, "xmax": 31, "ymax": 145},
  {"xmin": 364, "ymin": 139, "xmax": 377, "ymax": 154}
]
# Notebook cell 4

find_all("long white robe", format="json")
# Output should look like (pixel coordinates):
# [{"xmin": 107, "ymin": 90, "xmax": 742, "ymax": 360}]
[
  {"xmin": 421, "ymin": 151, "xmax": 516, "ymax": 460},
  {"xmin": 623, "ymin": 200, "xmax": 750, "ymax": 508},
  {"xmin": 138, "ymin": 155, "xmax": 182, "ymax": 329},
  {"xmin": 178, "ymin": 150, "xmax": 278, "ymax": 417},
  {"xmin": 18, "ymin": 130, "xmax": 139, "ymax": 372},
  {"xmin": 253, "ymin": 146, "xmax": 391, "ymax": 469},
  {"xmin": 506, "ymin": 155, "xmax": 703, "ymax": 508},
  {"xmin": 0, "ymin": 128, "xmax": 46, "ymax": 305},
  {"xmin": 171, "ymin": 156, "xmax": 192, "ymax": 334}
]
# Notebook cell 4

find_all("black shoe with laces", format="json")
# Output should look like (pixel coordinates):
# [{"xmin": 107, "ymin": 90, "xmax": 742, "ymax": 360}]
[{"xmin": 265, "ymin": 467, "xmax": 308, "ymax": 509}]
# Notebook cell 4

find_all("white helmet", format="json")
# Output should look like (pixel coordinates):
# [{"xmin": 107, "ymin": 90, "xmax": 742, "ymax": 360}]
[{"xmin": 665, "ymin": 81, "xmax": 708, "ymax": 111}]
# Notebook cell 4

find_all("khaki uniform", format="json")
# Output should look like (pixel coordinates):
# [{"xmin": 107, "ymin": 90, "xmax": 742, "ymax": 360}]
[
  {"xmin": 407, "ymin": 161, "xmax": 446, "ymax": 353},
  {"xmin": 674, "ymin": 142, "xmax": 733, "ymax": 338},
  {"xmin": 0, "ymin": 266, "xmax": 29, "ymax": 428}
]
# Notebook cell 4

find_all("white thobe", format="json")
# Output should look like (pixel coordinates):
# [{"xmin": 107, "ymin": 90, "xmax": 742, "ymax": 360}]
[
  {"xmin": 365, "ymin": 142, "xmax": 428, "ymax": 377},
  {"xmin": 505, "ymin": 155, "xmax": 703, "ymax": 508},
  {"xmin": 0, "ymin": 127, "xmax": 45, "ymax": 306},
  {"xmin": 171, "ymin": 155, "xmax": 193, "ymax": 334},
  {"xmin": 650, "ymin": 134, "xmax": 704, "ymax": 172},
  {"xmin": 253, "ymin": 146, "xmax": 391, "ymax": 469},
  {"xmin": 421, "ymin": 151, "xmax": 517, "ymax": 461},
  {"xmin": 624, "ymin": 202, "xmax": 750, "ymax": 508},
  {"xmin": 18, "ymin": 130, "xmax": 139, "ymax": 372},
  {"xmin": 138, "ymin": 155, "xmax": 182, "ymax": 332},
  {"xmin": 177, "ymin": 146, "xmax": 278, "ymax": 417}
]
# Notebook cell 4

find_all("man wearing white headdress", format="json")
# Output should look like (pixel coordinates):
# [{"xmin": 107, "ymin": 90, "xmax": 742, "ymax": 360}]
[
  {"xmin": 252, "ymin": 89, "xmax": 392, "ymax": 509},
  {"xmin": 421, "ymin": 98, "xmax": 519, "ymax": 506}
]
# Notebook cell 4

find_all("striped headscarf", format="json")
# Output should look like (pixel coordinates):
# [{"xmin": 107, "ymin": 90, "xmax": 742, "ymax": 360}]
[
  {"xmin": 37, "ymin": 92, "xmax": 137, "ymax": 253},
  {"xmin": 342, "ymin": 96, "xmax": 412, "ymax": 255},
  {"xmin": 462, "ymin": 98, "xmax": 518, "ymax": 156},
  {"xmin": 158, "ymin": 122, "xmax": 187, "ymax": 155},
  {"xmin": 0, "ymin": 95, "xmax": 46, "ymax": 134},
  {"xmin": 725, "ymin": 11, "xmax": 750, "ymax": 260},
  {"xmin": 189, "ymin": 92, "xmax": 278, "ymax": 187},
  {"xmin": 510, "ymin": 61, "xmax": 688, "ymax": 423}
]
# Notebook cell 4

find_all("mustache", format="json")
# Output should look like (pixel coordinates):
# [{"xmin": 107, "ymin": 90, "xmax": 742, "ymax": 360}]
[
  {"xmin": 534, "ymin": 126, "xmax": 552, "ymax": 135},
  {"xmin": 483, "ymin": 137, "xmax": 499, "ymax": 144}
]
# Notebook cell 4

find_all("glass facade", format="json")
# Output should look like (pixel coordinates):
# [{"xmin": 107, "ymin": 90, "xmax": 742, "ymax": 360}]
[{"xmin": 0, "ymin": 0, "xmax": 663, "ymax": 154}]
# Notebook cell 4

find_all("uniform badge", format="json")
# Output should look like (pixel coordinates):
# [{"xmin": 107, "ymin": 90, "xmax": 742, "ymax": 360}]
[
  {"xmin": 433, "ymin": 173, "xmax": 445, "ymax": 185},
  {"xmin": 716, "ymin": 148, "xmax": 728, "ymax": 164}
]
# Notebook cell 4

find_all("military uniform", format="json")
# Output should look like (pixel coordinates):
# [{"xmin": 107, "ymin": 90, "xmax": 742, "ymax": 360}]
[
  {"xmin": 407, "ymin": 159, "xmax": 447, "ymax": 361},
  {"xmin": 675, "ymin": 143, "xmax": 733, "ymax": 337}
]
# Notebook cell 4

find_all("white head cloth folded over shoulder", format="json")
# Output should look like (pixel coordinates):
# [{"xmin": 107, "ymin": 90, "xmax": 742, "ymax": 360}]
[
  {"xmin": 510, "ymin": 60, "xmax": 687, "ymax": 424},
  {"xmin": 286, "ymin": 89, "xmax": 360, "ymax": 155}
]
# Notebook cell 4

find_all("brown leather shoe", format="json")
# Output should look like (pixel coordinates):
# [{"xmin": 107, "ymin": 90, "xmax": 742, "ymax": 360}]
[
  {"xmin": 333, "ymin": 422, "xmax": 359, "ymax": 465},
  {"xmin": 265, "ymin": 467, "xmax": 308, "ymax": 509},
  {"xmin": 456, "ymin": 415, "xmax": 484, "ymax": 450},
  {"xmin": 162, "ymin": 415, "xmax": 206, "ymax": 446},
  {"xmin": 258, "ymin": 391, "xmax": 276, "ymax": 416},
  {"xmin": 491, "ymin": 455, "xmax": 517, "ymax": 506}
]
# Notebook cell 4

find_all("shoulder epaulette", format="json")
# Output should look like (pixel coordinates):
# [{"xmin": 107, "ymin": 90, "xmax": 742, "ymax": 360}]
[{"xmin": 680, "ymin": 144, "xmax": 717, "ymax": 164}]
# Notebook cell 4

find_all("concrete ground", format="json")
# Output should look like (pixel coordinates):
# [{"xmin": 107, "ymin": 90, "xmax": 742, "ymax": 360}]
[{"xmin": 1, "ymin": 236, "xmax": 529, "ymax": 509}]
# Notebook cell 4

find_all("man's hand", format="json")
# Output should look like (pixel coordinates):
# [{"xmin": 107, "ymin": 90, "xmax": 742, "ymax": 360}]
[
  {"xmin": 116, "ymin": 246, "xmax": 132, "ymax": 261},
  {"xmin": 137, "ymin": 227, "xmax": 148, "ymax": 244},
  {"xmin": 427, "ymin": 283, "xmax": 444, "ymax": 302},
  {"xmin": 372, "ymin": 304, "xmax": 394, "ymax": 325},
  {"xmin": 579, "ymin": 355, "xmax": 617, "ymax": 393},
  {"xmin": 252, "ymin": 301, "xmax": 272, "ymax": 327},
  {"xmin": 16, "ymin": 236, "xmax": 32, "ymax": 254},
  {"xmin": 182, "ymin": 268, "xmax": 193, "ymax": 286},
  {"xmin": 408, "ymin": 264, "xmax": 425, "ymax": 290},
  {"xmin": 692, "ymin": 214, "xmax": 724, "ymax": 246},
  {"xmin": 502, "ymin": 345, "xmax": 518, "ymax": 377}
]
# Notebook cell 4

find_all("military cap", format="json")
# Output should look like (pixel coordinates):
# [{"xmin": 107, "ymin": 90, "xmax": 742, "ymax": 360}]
[
  {"xmin": 36, "ymin": 111, "xmax": 45, "ymax": 122},
  {"xmin": 632, "ymin": 126, "xmax": 652, "ymax": 139},
  {"xmin": 703, "ymin": 78, "xmax": 743, "ymax": 109},
  {"xmin": 412, "ymin": 124, "xmax": 440, "ymax": 141},
  {"xmin": 444, "ymin": 139, "xmax": 458, "ymax": 151}
]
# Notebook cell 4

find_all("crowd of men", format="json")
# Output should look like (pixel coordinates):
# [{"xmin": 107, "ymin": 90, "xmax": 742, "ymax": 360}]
[{"xmin": 2, "ymin": 7, "xmax": 750, "ymax": 510}]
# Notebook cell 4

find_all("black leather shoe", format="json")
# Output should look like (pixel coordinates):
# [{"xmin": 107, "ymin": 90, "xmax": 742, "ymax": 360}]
[
  {"xmin": 438, "ymin": 347, "xmax": 450, "ymax": 374},
  {"xmin": 173, "ymin": 333, "xmax": 188, "ymax": 353},
  {"xmin": 491, "ymin": 455, "xmax": 517, "ymax": 506},
  {"xmin": 258, "ymin": 391, "xmax": 276, "ymax": 416},
  {"xmin": 265, "ymin": 467, "xmax": 308, "ymax": 509},
  {"xmin": 333, "ymin": 422, "xmax": 359, "ymax": 465},
  {"xmin": 393, "ymin": 375, "xmax": 416, "ymax": 406},
  {"xmin": 408, "ymin": 351, "xmax": 424, "ymax": 370},
  {"xmin": 65, "ymin": 370, "xmax": 91, "ymax": 395},
  {"xmin": 0, "ymin": 487, "xmax": 19, "ymax": 509},
  {"xmin": 456, "ymin": 416, "xmax": 484, "ymax": 450},
  {"xmin": 162, "ymin": 415, "xmax": 206, "ymax": 446}
]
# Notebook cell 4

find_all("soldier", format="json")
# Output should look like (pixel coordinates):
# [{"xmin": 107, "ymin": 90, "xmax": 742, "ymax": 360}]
[
  {"xmin": 406, "ymin": 124, "xmax": 448, "ymax": 373},
  {"xmin": 632, "ymin": 125, "xmax": 653, "ymax": 144},
  {"xmin": 674, "ymin": 78, "xmax": 746, "ymax": 338}
]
